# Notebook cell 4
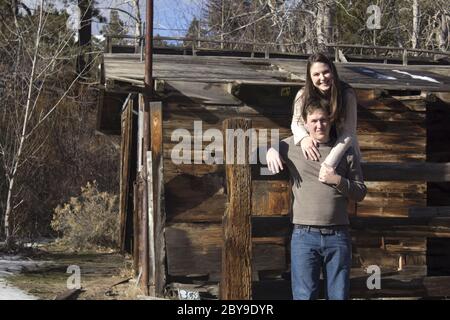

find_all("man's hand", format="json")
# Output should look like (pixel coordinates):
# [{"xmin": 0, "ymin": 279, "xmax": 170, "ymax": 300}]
[
  {"xmin": 319, "ymin": 163, "xmax": 341, "ymax": 185},
  {"xmin": 266, "ymin": 147, "xmax": 284, "ymax": 174}
]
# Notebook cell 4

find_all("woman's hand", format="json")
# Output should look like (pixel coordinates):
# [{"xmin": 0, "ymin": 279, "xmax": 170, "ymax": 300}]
[
  {"xmin": 319, "ymin": 163, "xmax": 341, "ymax": 185},
  {"xmin": 300, "ymin": 136, "xmax": 320, "ymax": 161},
  {"xmin": 266, "ymin": 147, "xmax": 284, "ymax": 174}
]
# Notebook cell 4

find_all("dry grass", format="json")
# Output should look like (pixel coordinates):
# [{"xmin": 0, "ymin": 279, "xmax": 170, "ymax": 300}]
[{"xmin": 5, "ymin": 241, "xmax": 142, "ymax": 300}]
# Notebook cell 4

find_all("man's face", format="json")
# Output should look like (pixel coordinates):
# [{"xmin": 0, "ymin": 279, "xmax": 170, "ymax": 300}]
[{"xmin": 305, "ymin": 109, "xmax": 331, "ymax": 143}]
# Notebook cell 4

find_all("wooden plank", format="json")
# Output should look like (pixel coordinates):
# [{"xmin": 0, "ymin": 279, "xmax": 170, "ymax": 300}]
[
  {"xmin": 221, "ymin": 118, "xmax": 252, "ymax": 300},
  {"xmin": 119, "ymin": 95, "xmax": 133, "ymax": 252},
  {"xmin": 164, "ymin": 172, "xmax": 225, "ymax": 223},
  {"xmin": 253, "ymin": 163, "xmax": 445, "ymax": 183},
  {"xmin": 252, "ymin": 216, "xmax": 291, "ymax": 238},
  {"xmin": 165, "ymin": 223, "xmax": 286, "ymax": 281},
  {"xmin": 139, "ymin": 94, "xmax": 149, "ymax": 295},
  {"xmin": 254, "ymin": 272, "xmax": 450, "ymax": 299},
  {"xmin": 137, "ymin": 176, "xmax": 148, "ymax": 293},
  {"xmin": 252, "ymin": 180, "xmax": 290, "ymax": 216},
  {"xmin": 359, "ymin": 151, "xmax": 425, "ymax": 162},
  {"xmin": 358, "ymin": 135, "xmax": 425, "ymax": 151},
  {"xmin": 408, "ymin": 206, "xmax": 450, "ymax": 217},
  {"xmin": 361, "ymin": 162, "xmax": 450, "ymax": 181},
  {"xmin": 97, "ymin": 91, "xmax": 127, "ymax": 135},
  {"xmin": 133, "ymin": 181, "xmax": 140, "ymax": 276},
  {"xmin": 162, "ymin": 81, "xmax": 242, "ymax": 106},
  {"xmin": 358, "ymin": 97, "xmax": 426, "ymax": 112},
  {"xmin": 149, "ymin": 101, "xmax": 167, "ymax": 296}
]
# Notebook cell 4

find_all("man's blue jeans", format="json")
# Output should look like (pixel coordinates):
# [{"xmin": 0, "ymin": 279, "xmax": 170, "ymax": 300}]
[{"xmin": 291, "ymin": 225, "xmax": 352, "ymax": 300}]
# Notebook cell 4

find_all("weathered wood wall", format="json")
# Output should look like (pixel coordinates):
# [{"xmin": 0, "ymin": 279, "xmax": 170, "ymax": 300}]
[
  {"xmin": 163, "ymin": 82, "xmax": 296, "ymax": 282},
  {"xmin": 157, "ymin": 82, "xmax": 450, "ymax": 297}
]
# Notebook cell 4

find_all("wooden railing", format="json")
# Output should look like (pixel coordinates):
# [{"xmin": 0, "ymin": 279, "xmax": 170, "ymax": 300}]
[{"xmin": 103, "ymin": 34, "xmax": 450, "ymax": 65}]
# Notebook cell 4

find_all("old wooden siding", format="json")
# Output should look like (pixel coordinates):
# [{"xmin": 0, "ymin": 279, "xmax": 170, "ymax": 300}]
[
  {"xmin": 163, "ymin": 82, "xmax": 295, "ymax": 281},
  {"xmin": 160, "ymin": 81, "xmax": 445, "ymax": 283},
  {"xmin": 356, "ymin": 91, "xmax": 427, "ymax": 218}
]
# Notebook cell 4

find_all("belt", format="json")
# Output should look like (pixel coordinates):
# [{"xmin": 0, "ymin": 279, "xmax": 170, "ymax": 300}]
[{"xmin": 294, "ymin": 224, "xmax": 348, "ymax": 235}]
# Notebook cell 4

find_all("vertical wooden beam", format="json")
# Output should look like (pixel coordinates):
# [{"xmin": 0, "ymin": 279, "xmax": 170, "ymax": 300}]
[
  {"xmin": 221, "ymin": 118, "xmax": 252, "ymax": 300},
  {"xmin": 139, "ymin": 95, "xmax": 150, "ymax": 295},
  {"xmin": 138, "ymin": 175, "xmax": 148, "ymax": 294},
  {"xmin": 120, "ymin": 95, "xmax": 133, "ymax": 252},
  {"xmin": 133, "ymin": 181, "xmax": 140, "ymax": 276},
  {"xmin": 148, "ymin": 101, "xmax": 166, "ymax": 297}
]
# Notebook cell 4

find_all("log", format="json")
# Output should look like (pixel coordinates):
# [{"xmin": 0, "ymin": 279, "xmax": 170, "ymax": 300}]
[
  {"xmin": 361, "ymin": 162, "xmax": 450, "ymax": 182},
  {"xmin": 221, "ymin": 118, "xmax": 252, "ymax": 300}
]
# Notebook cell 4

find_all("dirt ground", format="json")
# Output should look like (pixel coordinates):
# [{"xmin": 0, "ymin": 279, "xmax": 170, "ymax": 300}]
[{"xmin": 3, "ymin": 241, "xmax": 145, "ymax": 300}]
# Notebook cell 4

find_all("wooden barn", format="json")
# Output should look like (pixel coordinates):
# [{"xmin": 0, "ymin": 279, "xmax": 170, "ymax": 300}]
[{"xmin": 97, "ymin": 42, "xmax": 450, "ymax": 299}]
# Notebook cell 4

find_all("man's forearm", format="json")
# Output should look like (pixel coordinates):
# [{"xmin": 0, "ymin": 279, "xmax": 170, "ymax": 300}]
[{"xmin": 335, "ymin": 177, "xmax": 367, "ymax": 202}]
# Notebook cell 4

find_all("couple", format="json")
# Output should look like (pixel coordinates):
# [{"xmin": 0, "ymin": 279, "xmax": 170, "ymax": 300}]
[{"xmin": 266, "ymin": 53, "xmax": 367, "ymax": 300}]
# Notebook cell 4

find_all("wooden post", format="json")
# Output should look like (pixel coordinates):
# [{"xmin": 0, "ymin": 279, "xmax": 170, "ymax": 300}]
[
  {"xmin": 138, "ymin": 95, "xmax": 149, "ymax": 295},
  {"xmin": 119, "ymin": 95, "xmax": 133, "ymax": 252},
  {"xmin": 138, "ymin": 174, "xmax": 148, "ymax": 295},
  {"xmin": 148, "ymin": 101, "xmax": 166, "ymax": 297},
  {"xmin": 132, "ymin": 181, "xmax": 140, "ymax": 276},
  {"xmin": 220, "ymin": 118, "xmax": 252, "ymax": 300}
]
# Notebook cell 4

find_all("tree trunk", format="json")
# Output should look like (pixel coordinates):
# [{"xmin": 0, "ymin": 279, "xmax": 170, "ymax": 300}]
[
  {"xmin": 268, "ymin": 0, "xmax": 286, "ymax": 52},
  {"xmin": 316, "ymin": 0, "xmax": 334, "ymax": 52},
  {"xmin": 412, "ymin": 0, "xmax": 419, "ymax": 49},
  {"xmin": 439, "ymin": 12, "xmax": 448, "ymax": 51},
  {"xmin": 77, "ymin": 0, "xmax": 92, "ymax": 76},
  {"xmin": 132, "ymin": 0, "xmax": 143, "ymax": 53},
  {"xmin": 4, "ymin": 178, "xmax": 14, "ymax": 243},
  {"xmin": 323, "ymin": 0, "xmax": 335, "ymax": 45},
  {"xmin": 3, "ymin": 2, "xmax": 43, "ymax": 244},
  {"xmin": 221, "ymin": 0, "xmax": 224, "ymax": 49},
  {"xmin": 305, "ymin": 15, "xmax": 314, "ymax": 53},
  {"xmin": 316, "ymin": 1, "xmax": 325, "ymax": 48}
]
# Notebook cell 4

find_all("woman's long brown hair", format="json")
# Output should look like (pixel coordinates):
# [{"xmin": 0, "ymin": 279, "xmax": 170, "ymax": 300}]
[{"xmin": 297, "ymin": 53, "xmax": 347, "ymax": 127}]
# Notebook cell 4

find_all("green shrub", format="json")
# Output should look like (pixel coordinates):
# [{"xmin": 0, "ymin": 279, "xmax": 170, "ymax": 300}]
[{"xmin": 51, "ymin": 181, "xmax": 119, "ymax": 250}]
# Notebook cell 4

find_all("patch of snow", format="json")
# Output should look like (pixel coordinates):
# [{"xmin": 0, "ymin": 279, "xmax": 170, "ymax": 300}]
[
  {"xmin": 392, "ymin": 70, "xmax": 441, "ymax": 83},
  {"xmin": 0, "ymin": 255, "xmax": 52, "ymax": 300},
  {"xmin": 0, "ymin": 278, "xmax": 38, "ymax": 300},
  {"xmin": 356, "ymin": 67, "xmax": 397, "ymax": 80}
]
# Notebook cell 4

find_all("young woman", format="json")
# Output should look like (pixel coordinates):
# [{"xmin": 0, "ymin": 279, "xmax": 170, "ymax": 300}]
[{"xmin": 267, "ymin": 53, "xmax": 361, "ymax": 181}]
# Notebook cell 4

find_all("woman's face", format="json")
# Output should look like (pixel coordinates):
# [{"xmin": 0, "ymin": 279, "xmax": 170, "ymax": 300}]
[{"xmin": 309, "ymin": 62, "xmax": 333, "ymax": 93}]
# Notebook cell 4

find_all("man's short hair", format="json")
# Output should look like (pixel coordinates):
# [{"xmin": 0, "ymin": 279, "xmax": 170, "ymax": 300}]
[{"xmin": 302, "ymin": 98, "xmax": 330, "ymax": 122}]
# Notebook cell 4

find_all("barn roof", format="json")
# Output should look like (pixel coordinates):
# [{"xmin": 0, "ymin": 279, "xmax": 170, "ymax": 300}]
[{"xmin": 102, "ymin": 52, "xmax": 450, "ymax": 92}]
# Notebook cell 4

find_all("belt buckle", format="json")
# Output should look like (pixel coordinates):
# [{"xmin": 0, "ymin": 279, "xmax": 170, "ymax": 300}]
[{"xmin": 320, "ymin": 228, "xmax": 335, "ymax": 235}]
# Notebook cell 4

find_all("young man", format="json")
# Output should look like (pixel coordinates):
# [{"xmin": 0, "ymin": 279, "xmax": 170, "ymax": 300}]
[{"xmin": 266, "ymin": 98, "xmax": 367, "ymax": 300}]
